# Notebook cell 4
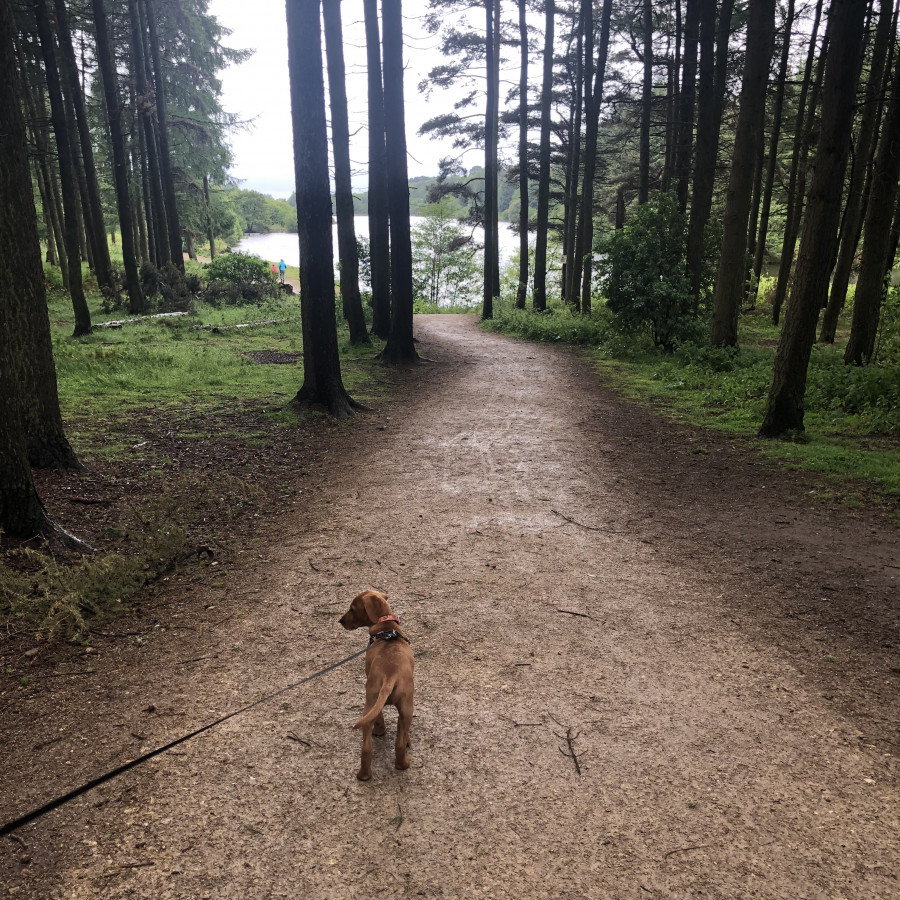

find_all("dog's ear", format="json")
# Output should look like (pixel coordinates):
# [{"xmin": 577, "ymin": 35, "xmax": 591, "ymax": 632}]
[{"xmin": 360, "ymin": 590, "xmax": 388, "ymax": 623}]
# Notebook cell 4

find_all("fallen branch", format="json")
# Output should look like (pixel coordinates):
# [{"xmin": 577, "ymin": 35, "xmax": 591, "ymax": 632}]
[
  {"xmin": 556, "ymin": 608, "xmax": 592, "ymax": 619},
  {"xmin": 664, "ymin": 844, "xmax": 709, "ymax": 860},
  {"xmin": 551, "ymin": 509, "xmax": 620, "ymax": 533},
  {"xmin": 95, "ymin": 312, "xmax": 187, "ymax": 329}
]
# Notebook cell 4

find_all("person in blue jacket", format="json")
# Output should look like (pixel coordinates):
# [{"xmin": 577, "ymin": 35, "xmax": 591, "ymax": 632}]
[{"xmin": 278, "ymin": 259, "xmax": 286, "ymax": 284}]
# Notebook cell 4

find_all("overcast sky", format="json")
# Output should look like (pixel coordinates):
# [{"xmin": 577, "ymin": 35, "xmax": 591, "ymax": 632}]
[{"xmin": 208, "ymin": 0, "xmax": 478, "ymax": 199}]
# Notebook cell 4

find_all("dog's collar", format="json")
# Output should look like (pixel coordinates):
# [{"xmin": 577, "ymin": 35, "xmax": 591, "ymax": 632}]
[
  {"xmin": 375, "ymin": 615, "xmax": 401, "ymax": 625},
  {"xmin": 368, "ymin": 630, "xmax": 410, "ymax": 646}
]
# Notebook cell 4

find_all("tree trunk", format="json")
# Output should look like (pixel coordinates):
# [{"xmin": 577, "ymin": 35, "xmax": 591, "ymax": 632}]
[
  {"xmin": 203, "ymin": 174, "xmax": 216, "ymax": 259},
  {"xmin": 820, "ymin": 0, "xmax": 894, "ymax": 343},
  {"xmin": 710, "ymin": 0, "xmax": 775, "ymax": 346},
  {"xmin": 516, "ymin": 0, "xmax": 529, "ymax": 309},
  {"xmin": 675, "ymin": 0, "xmax": 700, "ymax": 212},
  {"xmin": 34, "ymin": 160, "xmax": 58, "ymax": 265},
  {"xmin": 136, "ymin": 125, "xmax": 156, "ymax": 264},
  {"xmin": 491, "ymin": 0, "xmax": 501, "ymax": 301},
  {"xmin": 771, "ymin": 0, "xmax": 827, "ymax": 324},
  {"xmin": 482, "ymin": 0, "xmax": 499, "ymax": 319},
  {"xmin": 615, "ymin": 185, "xmax": 626, "ymax": 229},
  {"xmin": 54, "ymin": 0, "xmax": 115, "ymax": 298},
  {"xmin": 17, "ymin": 42, "xmax": 69, "ymax": 281},
  {"xmin": 743, "ymin": 129, "xmax": 766, "ymax": 305},
  {"xmin": 760, "ymin": 0, "xmax": 867, "ymax": 436},
  {"xmin": 685, "ymin": 0, "xmax": 721, "ymax": 302},
  {"xmin": 130, "ymin": 0, "xmax": 169, "ymax": 267},
  {"xmin": 363, "ymin": 0, "xmax": 391, "ymax": 339},
  {"xmin": 562, "ymin": 0, "xmax": 586, "ymax": 309},
  {"xmin": 844, "ymin": 47, "xmax": 900, "ymax": 365},
  {"xmin": 48, "ymin": 163, "xmax": 69, "ymax": 285},
  {"xmin": 380, "ymin": 0, "xmax": 418, "ymax": 362},
  {"xmin": 93, "ymin": 0, "xmax": 145, "ymax": 312},
  {"xmin": 0, "ymin": 0, "xmax": 75, "ymax": 530},
  {"xmin": 34, "ymin": 0, "xmax": 91, "ymax": 336},
  {"xmin": 323, "ymin": 0, "xmax": 369, "ymax": 344},
  {"xmin": 286, "ymin": 0, "xmax": 360, "ymax": 415},
  {"xmin": 532, "ymin": 0, "xmax": 555, "ymax": 311},
  {"xmin": 638, "ymin": 0, "xmax": 653, "ymax": 204},
  {"xmin": 144, "ymin": 0, "xmax": 184, "ymax": 272},
  {"xmin": 751, "ymin": 0, "xmax": 796, "ymax": 302},
  {"xmin": 577, "ymin": 0, "xmax": 613, "ymax": 314}
]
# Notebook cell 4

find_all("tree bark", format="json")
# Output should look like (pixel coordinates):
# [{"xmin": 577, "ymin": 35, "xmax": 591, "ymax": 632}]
[
  {"xmin": 286, "ymin": 0, "xmax": 360, "ymax": 415},
  {"xmin": 363, "ymin": 0, "xmax": 391, "ymax": 339},
  {"xmin": 685, "ymin": 0, "xmax": 720, "ymax": 302},
  {"xmin": 751, "ymin": 0, "xmax": 796, "ymax": 302},
  {"xmin": 34, "ymin": 0, "xmax": 91, "ymax": 336},
  {"xmin": 380, "ymin": 0, "xmax": 418, "ymax": 362},
  {"xmin": 53, "ymin": 0, "xmax": 115, "ymax": 298},
  {"xmin": 820, "ymin": 0, "xmax": 894, "ymax": 343},
  {"xmin": 516, "ymin": 0, "xmax": 529, "ymax": 309},
  {"xmin": 744, "ymin": 127, "xmax": 766, "ymax": 304},
  {"xmin": 93, "ymin": 0, "xmax": 145, "ymax": 312},
  {"xmin": 577, "ymin": 0, "xmax": 613, "ymax": 314},
  {"xmin": 491, "ymin": 0, "xmax": 501, "ymax": 301},
  {"xmin": 710, "ymin": 0, "xmax": 775, "ymax": 346},
  {"xmin": 144, "ymin": 0, "xmax": 184, "ymax": 272},
  {"xmin": 562, "ymin": 0, "xmax": 586, "ymax": 309},
  {"xmin": 760, "ymin": 0, "xmax": 867, "ymax": 436},
  {"xmin": 674, "ymin": 0, "xmax": 700, "ymax": 212},
  {"xmin": 130, "ymin": 0, "xmax": 169, "ymax": 267},
  {"xmin": 844, "ymin": 46, "xmax": 900, "ymax": 365},
  {"xmin": 1, "ymin": 0, "xmax": 71, "ymax": 532},
  {"xmin": 203, "ymin": 174, "xmax": 216, "ymax": 259},
  {"xmin": 482, "ymin": 0, "xmax": 499, "ymax": 319},
  {"xmin": 638, "ymin": 0, "xmax": 653, "ymax": 204},
  {"xmin": 771, "ymin": 0, "xmax": 827, "ymax": 324},
  {"xmin": 532, "ymin": 0, "xmax": 555, "ymax": 311},
  {"xmin": 323, "ymin": 0, "xmax": 369, "ymax": 344}
]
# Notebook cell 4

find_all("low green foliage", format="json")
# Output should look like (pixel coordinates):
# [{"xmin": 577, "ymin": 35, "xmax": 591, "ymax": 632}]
[
  {"xmin": 203, "ymin": 251, "xmax": 281, "ymax": 306},
  {"xmin": 0, "ymin": 523, "xmax": 186, "ymax": 639},
  {"xmin": 596, "ymin": 193, "xmax": 715, "ymax": 350},
  {"xmin": 485, "ymin": 296, "xmax": 900, "ymax": 498}
]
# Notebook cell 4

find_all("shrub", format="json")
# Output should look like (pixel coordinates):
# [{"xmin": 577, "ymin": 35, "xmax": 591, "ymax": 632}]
[
  {"xmin": 597, "ymin": 193, "xmax": 709, "ymax": 350},
  {"xmin": 203, "ymin": 251, "xmax": 279, "ymax": 306},
  {"xmin": 140, "ymin": 261, "xmax": 200, "ymax": 313}
]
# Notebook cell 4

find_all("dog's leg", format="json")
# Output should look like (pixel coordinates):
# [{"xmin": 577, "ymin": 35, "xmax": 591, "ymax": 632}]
[
  {"xmin": 394, "ymin": 697, "xmax": 412, "ymax": 770},
  {"xmin": 357, "ymin": 721, "xmax": 374, "ymax": 781},
  {"xmin": 373, "ymin": 711, "xmax": 386, "ymax": 737}
]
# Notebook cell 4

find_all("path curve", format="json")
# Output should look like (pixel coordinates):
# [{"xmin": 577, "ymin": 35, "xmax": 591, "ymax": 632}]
[{"xmin": 2, "ymin": 315, "xmax": 898, "ymax": 898}]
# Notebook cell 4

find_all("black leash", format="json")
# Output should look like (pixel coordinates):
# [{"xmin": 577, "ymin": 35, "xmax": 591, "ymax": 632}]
[{"xmin": 0, "ymin": 644, "xmax": 370, "ymax": 839}]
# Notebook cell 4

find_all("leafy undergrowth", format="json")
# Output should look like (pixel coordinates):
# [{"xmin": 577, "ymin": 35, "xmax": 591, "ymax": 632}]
[
  {"xmin": 484, "ymin": 299, "xmax": 900, "ymax": 501},
  {"xmin": 2, "ymin": 271, "xmax": 387, "ymax": 640}
]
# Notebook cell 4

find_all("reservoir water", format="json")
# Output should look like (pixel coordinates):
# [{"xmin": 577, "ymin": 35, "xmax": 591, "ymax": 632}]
[{"xmin": 234, "ymin": 216, "xmax": 524, "ymax": 271}]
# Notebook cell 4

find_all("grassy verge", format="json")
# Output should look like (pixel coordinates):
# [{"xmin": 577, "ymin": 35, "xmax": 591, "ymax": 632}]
[
  {"xmin": 2, "ymin": 259, "xmax": 384, "ymax": 640},
  {"xmin": 483, "ymin": 298, "xmax": 900, "ymax": 502}
]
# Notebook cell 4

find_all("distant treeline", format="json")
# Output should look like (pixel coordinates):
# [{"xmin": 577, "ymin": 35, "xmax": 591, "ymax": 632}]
[{"xmin": 244, "ymin": 167, "xmax": 531, "ymax": 230}]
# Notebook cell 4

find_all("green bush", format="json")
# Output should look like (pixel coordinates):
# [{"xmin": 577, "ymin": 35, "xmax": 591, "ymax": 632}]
[
  {"xmin": 483, "ymin": 303, "xmax": 614, "ymax": 345},
  {"xmin": 203, "ymin": 252, "xmax": 279, "ymax": 306},
  {"xmin": 597, "ymin": 192, "xmax": 710, "ymax": 350}
]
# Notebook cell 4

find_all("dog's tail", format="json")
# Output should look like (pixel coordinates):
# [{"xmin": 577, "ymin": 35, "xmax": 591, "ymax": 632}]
[{"xmin": 354, "ymin": 676, "xmax": 396, "ymax": 729}]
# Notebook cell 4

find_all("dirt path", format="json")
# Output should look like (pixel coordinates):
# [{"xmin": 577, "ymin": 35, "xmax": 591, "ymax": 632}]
[{"xmin": 2, "ymin": 315, "xmax": 899, "ymax": 899}]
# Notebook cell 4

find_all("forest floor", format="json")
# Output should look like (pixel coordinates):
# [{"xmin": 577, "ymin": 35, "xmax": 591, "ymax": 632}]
[{"xmin": 2, "ymin": 314, "xmax": 899, "ymax": 899}]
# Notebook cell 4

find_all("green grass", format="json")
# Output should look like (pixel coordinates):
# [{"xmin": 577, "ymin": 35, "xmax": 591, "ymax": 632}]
[
  {"xmin": 484, "ymin": 297, "xmax": 900, "ymax": 501},
  {"xmin": 46, "ymin": 272, "xmax": 382, "ymax": 426}
]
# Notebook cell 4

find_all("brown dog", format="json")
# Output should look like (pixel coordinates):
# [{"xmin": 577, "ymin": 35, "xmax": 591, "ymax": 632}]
[{"xmin": 339, "ymin": 590, "xmax": 414, "ymax": 781}]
